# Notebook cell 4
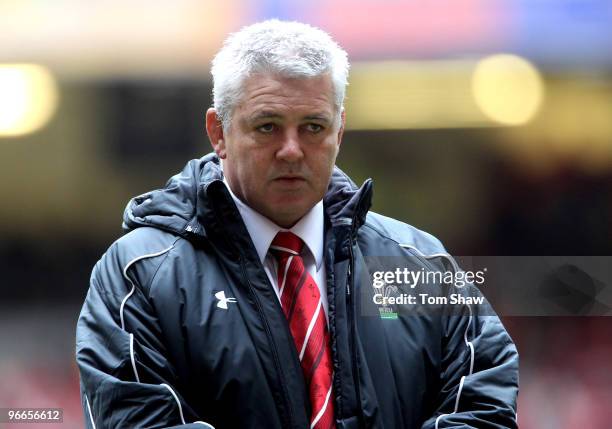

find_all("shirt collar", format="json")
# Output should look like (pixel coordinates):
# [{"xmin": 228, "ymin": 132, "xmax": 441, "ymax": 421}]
[{"xmin": 222, "ymin": 177, "xmax": 324, "ymax": 270}]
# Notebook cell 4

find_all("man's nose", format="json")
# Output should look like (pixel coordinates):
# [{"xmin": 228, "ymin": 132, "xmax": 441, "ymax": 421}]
[{"xmin": 276, "ymin": 129, "xmax": 304, "ymax": 162}]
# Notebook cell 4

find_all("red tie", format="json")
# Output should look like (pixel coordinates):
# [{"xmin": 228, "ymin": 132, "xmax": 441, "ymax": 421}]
[{"xmin": 270, "ymin": 232, "xmax": 335, "ymax": 429}]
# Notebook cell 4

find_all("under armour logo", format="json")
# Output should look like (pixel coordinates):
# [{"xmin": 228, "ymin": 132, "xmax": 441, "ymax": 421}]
[{"xmin": 215, "ymin": 290, "xmax": 237, "ymax": 310}]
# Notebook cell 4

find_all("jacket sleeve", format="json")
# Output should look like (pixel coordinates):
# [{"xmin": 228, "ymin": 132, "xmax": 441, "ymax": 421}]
[
  {"xmin": 75, "ymin": 242, "xmax": 214, "ymax": 429},
  {"xmin": 421, "ymin": 287, "xmax": 519, "ymax": 429}
]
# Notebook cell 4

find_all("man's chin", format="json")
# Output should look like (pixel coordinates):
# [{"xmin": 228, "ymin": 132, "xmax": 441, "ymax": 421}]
[{"xmin": 264, "ymin": 202, "xmax": 312, "ymax": 228}]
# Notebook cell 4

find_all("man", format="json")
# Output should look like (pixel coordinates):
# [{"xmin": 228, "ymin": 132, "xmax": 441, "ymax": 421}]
[{"xmin": 76, "ymin": 20, "xmax": 518, "ymax": 428}]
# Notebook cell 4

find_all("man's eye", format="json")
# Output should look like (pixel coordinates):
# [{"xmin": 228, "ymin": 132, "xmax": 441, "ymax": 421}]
[
  {"xmin": 306, "ymin": 123, "xmax": 323, "ymax": 133},
  {"xmin": 257, "ymin": 123, "xmax": 275, "ymax": 133}
]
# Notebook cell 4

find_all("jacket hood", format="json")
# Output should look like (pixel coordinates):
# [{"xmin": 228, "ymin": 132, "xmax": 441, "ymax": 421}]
[{"xmin": 123, "ymin": 153, "xmax": 372, "ymax": 238}]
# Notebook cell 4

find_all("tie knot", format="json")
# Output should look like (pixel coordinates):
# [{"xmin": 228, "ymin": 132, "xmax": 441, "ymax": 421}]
[{"xmin": 270, "ymin": 231, "xmax": 304, "ymax": 258}]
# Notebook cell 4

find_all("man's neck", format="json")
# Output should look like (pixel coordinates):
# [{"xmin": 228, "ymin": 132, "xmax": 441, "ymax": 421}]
[{"xmin": 222, "ymin": 175, "xmax": 324, "ymax": 270}]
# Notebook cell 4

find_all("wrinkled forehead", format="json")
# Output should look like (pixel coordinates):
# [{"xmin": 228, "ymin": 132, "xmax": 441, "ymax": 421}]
[{"xmin": 235, "ymin": 73, "xmax": 338, "ymax": 121}]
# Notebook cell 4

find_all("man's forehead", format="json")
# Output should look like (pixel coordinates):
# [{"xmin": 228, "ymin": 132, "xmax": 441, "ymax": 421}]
[{"xmin": 230, "ymin": 73, "xmax": 337, "ymax": 124}]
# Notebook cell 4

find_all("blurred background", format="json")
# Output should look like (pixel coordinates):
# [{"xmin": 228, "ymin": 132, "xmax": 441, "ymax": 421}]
[{"xmin": 1, "ymin": 0, "xmax": 611, "ymax": 427}]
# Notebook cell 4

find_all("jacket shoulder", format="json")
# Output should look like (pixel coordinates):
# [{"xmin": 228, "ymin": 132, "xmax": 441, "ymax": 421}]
[
  {"xmin": 92, "ymin": 227, "xmax": 182, "ymax": 295},
  {"xmin": 364, "ymin": 211, "xmax": 448, "ymax": 256},
  {"xmin": 113, "ymin": 227, "xmax": 181, "ymax": 261}
]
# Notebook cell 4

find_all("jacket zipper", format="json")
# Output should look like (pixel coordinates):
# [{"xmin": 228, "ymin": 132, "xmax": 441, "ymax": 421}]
[
  {"xmin": 346, "ymin": 233, "xmax": 364, "ymax": 426},
  {"xmin": 238, "ymin": 256, "xmax": 295, "ymax": 428}
]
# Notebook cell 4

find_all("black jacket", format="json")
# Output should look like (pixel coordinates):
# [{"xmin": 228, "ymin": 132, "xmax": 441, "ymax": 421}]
[{"xmin": 76, "ymin": 154, "xmax": 519, "ymax": 428}]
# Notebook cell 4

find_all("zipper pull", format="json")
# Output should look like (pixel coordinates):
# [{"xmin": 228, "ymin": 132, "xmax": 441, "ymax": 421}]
[{"xmin": 347, "ymin": 262, "xmax": 351, "ymax": 295}]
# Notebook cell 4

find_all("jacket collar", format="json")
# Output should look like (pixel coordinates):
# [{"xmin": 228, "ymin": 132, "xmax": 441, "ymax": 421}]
[{"xmin": 123, "ymin": 153, "xmax": 373, "ymax": 243}]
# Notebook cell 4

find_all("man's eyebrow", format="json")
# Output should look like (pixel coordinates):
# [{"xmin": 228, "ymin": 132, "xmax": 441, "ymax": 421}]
[
  {"xmin": 303, "ymin": 114, "xmax": 333, "ymax": 123},
  {"xmin": 246, "ymin": 111, "xmax": 333, "ymax": 123},
  {"xmin": 247, "ymin": 111, "xmax": 284, "ymax": 122}
]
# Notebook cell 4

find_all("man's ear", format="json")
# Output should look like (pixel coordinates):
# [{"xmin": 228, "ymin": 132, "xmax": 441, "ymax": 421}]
[
  {"xmin": 336, "ymin": 108, "xmax": 346, "ymax": 148},
  {"xmin": 205, "ymin": 108, "xmax": 227, "ymax": 159}
]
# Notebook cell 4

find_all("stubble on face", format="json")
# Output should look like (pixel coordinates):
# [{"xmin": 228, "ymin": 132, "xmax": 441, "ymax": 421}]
[{"xmin": 221, "ymin": 73, "xmax": 343, "ymax": 227}]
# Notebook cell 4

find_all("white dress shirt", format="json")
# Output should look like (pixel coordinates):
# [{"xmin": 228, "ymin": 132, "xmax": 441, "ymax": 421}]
[{"xmin": 223, "ymin": 178, "xmax": 329, "ymax": 320}]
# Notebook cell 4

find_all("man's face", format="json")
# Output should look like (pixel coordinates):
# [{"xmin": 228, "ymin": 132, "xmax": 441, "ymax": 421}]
[{"xmin": 207, "ymin": 73, "xmax": 345, "ymax": 228}]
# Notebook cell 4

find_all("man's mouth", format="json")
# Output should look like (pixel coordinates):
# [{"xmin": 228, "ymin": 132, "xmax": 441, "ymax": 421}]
[
  {"xmin": 274, "ymin": 175, "xmax": 306, "ymax": 184},
  {"xmin": 275, "ymin": 174, "xmax": 305, "ymax": 180}
]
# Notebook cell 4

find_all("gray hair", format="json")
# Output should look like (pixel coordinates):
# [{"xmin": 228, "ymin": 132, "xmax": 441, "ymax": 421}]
[{"xmin": 211, "ymin": 19, "xmax": 350, "ymax": 130}]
